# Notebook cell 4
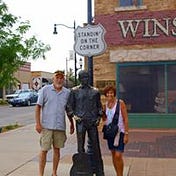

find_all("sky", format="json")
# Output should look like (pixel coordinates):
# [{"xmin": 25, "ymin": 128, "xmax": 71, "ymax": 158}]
[{"xmin": 4, "ymin": 0, "xmax": 91, "ymax": 73}]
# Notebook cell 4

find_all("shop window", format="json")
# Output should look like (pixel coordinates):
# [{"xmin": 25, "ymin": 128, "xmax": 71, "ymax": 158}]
[
  {"xmin": 119, "ymin": 0, "xmax": 142, "ymax": 7},
  {"xmin": 119, "ymin": 63, "xmax": 176, "ymax": 113},
  {"xmin": 167, "ymin": 65, "xmax": 176, "ymax": 113}
]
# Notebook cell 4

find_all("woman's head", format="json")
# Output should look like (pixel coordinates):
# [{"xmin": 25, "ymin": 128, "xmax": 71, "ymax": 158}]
[{"xmin": 103, "ymin": 85, "xmax": 116, "ymax": 97}]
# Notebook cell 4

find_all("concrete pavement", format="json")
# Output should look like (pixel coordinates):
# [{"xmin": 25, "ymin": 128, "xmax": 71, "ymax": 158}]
[{"xmin": 0, "ymin": 124, "xmax": 176, "ymax": 176}]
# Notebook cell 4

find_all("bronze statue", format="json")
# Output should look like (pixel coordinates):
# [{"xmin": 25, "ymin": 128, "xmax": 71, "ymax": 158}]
[{"xmin": 67, "ymin": 70, "xmax": 104, "ymax": 176}]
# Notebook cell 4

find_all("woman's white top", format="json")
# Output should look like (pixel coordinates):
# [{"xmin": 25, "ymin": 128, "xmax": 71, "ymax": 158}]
[{"xmin": 105, "ymin": 100, "xmax": 125, "ymax": 133}]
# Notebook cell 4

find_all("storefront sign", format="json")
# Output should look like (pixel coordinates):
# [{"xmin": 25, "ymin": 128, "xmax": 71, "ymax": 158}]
[
  {"xmin": 95, "ymin": 10, "xmax": 176, "ymax": 46},
  {"xmin": 118, "ymin": 18, "xmax": 176, "ymax": 38},
  {"xmin": 74, "ymin": 24, "xmax": 107, "ymax": 57}
]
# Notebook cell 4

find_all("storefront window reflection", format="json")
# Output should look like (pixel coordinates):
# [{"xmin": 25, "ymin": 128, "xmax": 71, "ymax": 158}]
[
  {"xmin": 167, "ymin": 65, "xmax": 176, "ymax": 113},
  {"xmin": 119, "ymin": 63, "xmax": 176, "ymax": 113}
]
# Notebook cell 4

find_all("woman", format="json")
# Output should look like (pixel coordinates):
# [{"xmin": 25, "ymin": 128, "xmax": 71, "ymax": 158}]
[{"xmin": 102, "ymin": 85, "xmax": 129, "ymax": 176}]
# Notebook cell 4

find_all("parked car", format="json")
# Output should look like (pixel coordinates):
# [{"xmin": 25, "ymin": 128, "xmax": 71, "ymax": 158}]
[
  {"xmin": 8, "ymin": 91, "xmax": 38, "ymax": 107},
  {"xmin": 6, "ymin": 89, "xmax": 33, "ymax": 103}
]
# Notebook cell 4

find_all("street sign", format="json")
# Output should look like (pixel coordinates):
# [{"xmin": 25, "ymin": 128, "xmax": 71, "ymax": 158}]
[
  {"xmin": 32, "ymin": 77, "xmax": 41, "ymax": 90},
  {"xmin": 74, "ymin": 23, "xmax": 107, "ymax": 57},
  {"xmin": 69, "ymin": 50, "xmax": 74, "ymax": 60}
]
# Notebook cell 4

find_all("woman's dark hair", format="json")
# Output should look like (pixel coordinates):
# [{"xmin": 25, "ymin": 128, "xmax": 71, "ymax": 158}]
[{"xmin": 103, "ymin": 85, "xmax": 116, "ymax": 97}]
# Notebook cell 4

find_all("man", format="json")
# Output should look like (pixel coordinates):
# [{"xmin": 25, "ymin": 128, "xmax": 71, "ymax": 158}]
[
  {"xmin": 35, "ymin": 70, "xmax": 74, "ymax": 176},
  {"xmin": 67, "ymin": 70, "xmax": 104, "ymax": 176}
]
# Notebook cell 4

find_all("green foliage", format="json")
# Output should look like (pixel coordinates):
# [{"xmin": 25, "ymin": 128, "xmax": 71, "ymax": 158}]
[
  {"xmin": 0, "ymin": 123, "xmax": 22, "ymax": 133},
  {"xmin": 0, "ymin": 98, "xmax": 8, "ymax": 105},
  {"xmin": 0, "ymin": 0, "xmax": 51, "ymax": 89}
]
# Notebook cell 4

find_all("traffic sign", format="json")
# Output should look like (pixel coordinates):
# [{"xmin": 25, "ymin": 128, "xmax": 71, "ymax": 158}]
[
  {"xmin": 32, "ymin": 77, "xmax": 41, "ymax": 90},
  {"xmin": 74, "ymin": 23, "xmax": 107, "ymax": 57}
]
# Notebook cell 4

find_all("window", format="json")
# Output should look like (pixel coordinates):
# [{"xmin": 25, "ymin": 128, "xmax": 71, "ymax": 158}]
[
  {"xmin": 167, "ymin": 65, "xmax": 176, "ymax": 113},
  {"xmin": 118, "ymin": 63, "xmax": 176, "ymax": 113},
  {"xmin": 119, "ymin": 0, "xmax": 142, "ymax": 7}
]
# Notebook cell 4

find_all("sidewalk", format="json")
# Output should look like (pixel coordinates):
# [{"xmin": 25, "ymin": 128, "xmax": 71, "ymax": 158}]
[{"xmin": 0, "ymin": 124, "xmax": 176, "ymax": 176}]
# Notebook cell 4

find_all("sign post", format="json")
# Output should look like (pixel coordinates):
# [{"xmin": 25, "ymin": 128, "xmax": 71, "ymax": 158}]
[{"xmin": 87, "ymin": 0, "xmax": 93, "ymax": 86}]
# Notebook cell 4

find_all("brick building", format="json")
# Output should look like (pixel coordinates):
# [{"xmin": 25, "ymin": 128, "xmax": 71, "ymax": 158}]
[
  {"xmin": 0, "ymin": 63, "xmax": 53, "ymax": 99},
  {"xmin": 91, "ymin": 0, "xmax": 176, "ymax": 128}
]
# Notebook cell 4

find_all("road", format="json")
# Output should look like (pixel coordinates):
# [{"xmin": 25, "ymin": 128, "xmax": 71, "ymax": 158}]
[{"xmin": 0, "ymin": 105, "xmax": 35, "ymax": 127}]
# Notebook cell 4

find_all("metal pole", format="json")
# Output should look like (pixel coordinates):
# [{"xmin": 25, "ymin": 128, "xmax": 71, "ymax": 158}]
[
  {"xmin": 87, "ymin": 0, "xmax": 97, "ymax": 174},
  {"xmin": 87, "ymin": 0, "xmax": 93, "ymax": 86},
  {"xmin": 74, "ymin": 20, "xmax": 77, "ymax": 86},
  {"xmin": 66, "ymin": 58, "xmax": 68, "ymax": 87}
]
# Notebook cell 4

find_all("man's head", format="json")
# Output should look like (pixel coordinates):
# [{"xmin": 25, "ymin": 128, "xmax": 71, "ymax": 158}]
[
  {"xmin": 78, "ymin": 70, "xmax": 89, "ymax": 86},
  {"xmin": 54, "ymin": 70, "xmax": 65, "ymax": 77},
  {"xmin": 53, "ymin": 70, "xmax": 65, "ymax": 90}
]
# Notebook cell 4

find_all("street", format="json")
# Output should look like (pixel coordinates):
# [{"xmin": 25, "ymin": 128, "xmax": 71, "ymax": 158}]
[{"xmin": 0, "ymin": 105, "xmax": 35, "ymax": 127}]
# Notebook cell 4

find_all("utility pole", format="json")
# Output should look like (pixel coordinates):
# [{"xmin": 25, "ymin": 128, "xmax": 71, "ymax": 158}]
[{"xmin": 87, "ymin": 0, "xmax": 93, "ymax": 86}]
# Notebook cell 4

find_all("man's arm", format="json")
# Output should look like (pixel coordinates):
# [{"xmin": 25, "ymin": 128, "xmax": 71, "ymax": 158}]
[
  {"xmin": 35, "ymin": 104, "xmax": 42, "ymax": 133},
  {"xmin": 66, "ymin": 89, "xmax": 75, "ymax": 119},
  {"xmin": 68, "ymin": 116, "xmax": 75, "ymax": 134},
  {"xmin": 66, "ymin": 90, "xmax": 75, "ymax": 134},
  {"xmin": 96, "ymin": 91, "xmax": 103, "ymax": 125}
]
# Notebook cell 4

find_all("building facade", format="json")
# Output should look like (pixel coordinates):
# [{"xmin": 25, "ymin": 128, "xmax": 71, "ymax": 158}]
[
  {"xmin": 93, "ymin": 0, "xmax": 176, "ymax": 128},
  {"xmin": 5, "ymin": 62, "xmax": 32, "ymax": 95},
  {"xmin": 0, "ymin": 62, "xmax": 53, "ymax": 99},
  {"xmin": 31, "ymin": 71, "xmax": 53, "ymax": 91}
]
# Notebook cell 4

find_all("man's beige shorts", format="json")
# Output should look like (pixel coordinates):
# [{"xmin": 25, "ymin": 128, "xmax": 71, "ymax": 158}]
[{"xmin": 40, "ymin": 129, "xmax": 67, "ymax": 151}]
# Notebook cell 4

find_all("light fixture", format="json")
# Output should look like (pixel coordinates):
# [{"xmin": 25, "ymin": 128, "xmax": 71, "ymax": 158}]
[
  {"xmin": 53, "ymin": 21, "xmax": 79, "ymax": 85},
  {"xmin": 53, "ymin": 24, "xmax": 58, "ymax": 34}
]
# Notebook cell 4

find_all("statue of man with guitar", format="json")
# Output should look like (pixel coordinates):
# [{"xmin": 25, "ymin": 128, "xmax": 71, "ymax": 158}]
[{"xmin": 67, "ymin": 70, "xmax": 105, "ymax": 176}]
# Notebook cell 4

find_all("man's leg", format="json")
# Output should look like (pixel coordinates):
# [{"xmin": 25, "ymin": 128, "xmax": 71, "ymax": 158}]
[
  {"xmin": 39, "ymin": 150, "xmax": 47, "ymax": 176},
  {"xmin": 76, "ymin": 122, "xmax": 86, "ymax": 153},
  {"xmin": 52, "ymin": 147, "xmax": 60, "ymax": 176},
  {"xmin": 88, "ymin": 127, "xmax": 104, "ymax": 176}
]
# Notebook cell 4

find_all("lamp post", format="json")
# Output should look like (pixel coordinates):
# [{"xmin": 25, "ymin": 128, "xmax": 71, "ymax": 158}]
[
  {"xmin": 65, "ymin": 57, "xmax": 69, "ymax": 88},
  {"xmin": 75, "ymin": 57, "xmax": 83, "ymax": 75},
  {"xmin": 87, "ymin": 0, "xmax": 93, "ymax": 86},
  {"xmin": 53, "ymin": 21, "xmax": 78, "ymax": 85},
  {"xmin": 87, "ymin": 0, "xmax": 101, "ymax": 174}
]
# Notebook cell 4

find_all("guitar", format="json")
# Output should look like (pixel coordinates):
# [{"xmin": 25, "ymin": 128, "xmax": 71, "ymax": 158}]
[{"xmin": 70, "ymin": 152, "xmax": 93, "ymax": 176}]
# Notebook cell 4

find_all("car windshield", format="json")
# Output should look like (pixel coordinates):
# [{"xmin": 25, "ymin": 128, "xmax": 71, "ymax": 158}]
[
  {"xmin": 14, "ymin": 90, "xmax": 21, "ymax": 94},
  {"xmin": 18, "ymin": 92, "xmax": 30, "ymax": 98},
  {"xmin": 15, "ymin": 89, "xmax": 32, "ymax": 94}
]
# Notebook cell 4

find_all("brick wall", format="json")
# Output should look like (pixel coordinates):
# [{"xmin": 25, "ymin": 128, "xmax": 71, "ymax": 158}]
[
  {"xmin": 92, "ymin": 0, "xmax": 176, "ymax": 88},
  {"xmin": 95, "ymin": 0, "xmax": 176, "ymax": 15}
]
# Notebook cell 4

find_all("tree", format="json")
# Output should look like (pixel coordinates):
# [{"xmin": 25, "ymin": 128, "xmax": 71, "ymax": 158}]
[{"xmin": 0, "ymin": 0, "xmax": 51, "ymax": 91}]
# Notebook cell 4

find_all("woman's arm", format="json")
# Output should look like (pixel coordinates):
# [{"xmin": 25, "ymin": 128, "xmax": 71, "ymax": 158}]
[
  {"xmin": 102, "ymin": 104, "xmax": 107, "ymax": 122},
  {"xmin": 120, "ymin": 100, "xmax": 129, "ymax": 144}
]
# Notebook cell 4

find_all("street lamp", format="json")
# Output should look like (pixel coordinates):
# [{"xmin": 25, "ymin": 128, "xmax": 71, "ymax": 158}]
[
  {"xmin": 78, "ymin": 58, "xmax": 83, "ymax": 69},
  {"xmin": 53, "ymin": 21, "xmax": 78, "ymax": 85},
  {"xmin": 75, "ymin": 57, "xmax": 83, "ymax": 75}
]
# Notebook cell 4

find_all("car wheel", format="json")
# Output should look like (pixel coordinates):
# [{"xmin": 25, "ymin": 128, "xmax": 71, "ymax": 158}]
[{"xmin": 27, "ymin": 100, "xmax": 31, "ymax": 106}]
